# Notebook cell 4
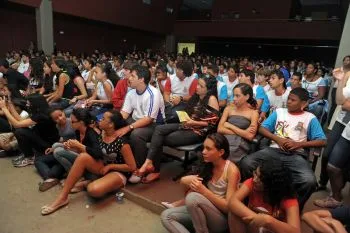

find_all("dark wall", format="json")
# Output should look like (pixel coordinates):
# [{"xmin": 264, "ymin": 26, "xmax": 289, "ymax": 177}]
[
  {"xmin": 0, "ymin": 5, "xmax": 37, "ymax": 55},
  {"xmin": 211, "ymin": 0, "xmax": 293, "ymax": 19},
  {"xmin": 9, "ymin": 0, "xmax": 181, "ymax": 34},
  {"xmin": 174, "ymin": 20, "xmax": 342, "ymax": 40},
  {"xmin": 0, "ymin": 4, "xmax": 166, "ymax": 55}
]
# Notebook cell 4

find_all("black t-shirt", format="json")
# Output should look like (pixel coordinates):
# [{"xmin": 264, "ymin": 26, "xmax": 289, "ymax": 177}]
[
  {"xmin": 4, "ymin": 68, "xmax": 29, "ymax": 98},
  {"xmin": 76, "ymin": 127, "xmax": 103, "ymax": 160},
  {"xmin": 31, "ymin": 113, "xmax": 60, "ymax": 145},
  {"xmin": 330, "ymin": 206, "xmax": 350, "ymax": 232}
]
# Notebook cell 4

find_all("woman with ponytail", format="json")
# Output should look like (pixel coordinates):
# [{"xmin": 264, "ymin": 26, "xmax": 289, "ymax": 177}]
[
  {"xmin": 218, "ymin": 83, "xmax": 259, "ymax": 162},
  {"xmin": 161, "ymin": 133, "xmax": 240, "ymax": 233},
  {"xmin": 85, "ymin": 62, "xmax": 115, "ymax": 117}
]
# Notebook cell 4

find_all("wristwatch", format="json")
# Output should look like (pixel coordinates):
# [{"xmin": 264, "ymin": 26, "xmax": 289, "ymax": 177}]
[
  {"xmin": 129, "ymin": 124, "xmax": 134, "ymax": 130},
  {"xmin": 180, "ymin": 96, "xmax": 184, "ymax": 102}
]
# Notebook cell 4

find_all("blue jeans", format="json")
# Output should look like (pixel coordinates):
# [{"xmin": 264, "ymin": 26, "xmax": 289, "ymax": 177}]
[
  {"xmin": 52, "ymin": 143, "xmax": 78, "ymax": 172},
  {"xmin": 239, "ymin": 147, "xmax": 317, "ymax": 209}
]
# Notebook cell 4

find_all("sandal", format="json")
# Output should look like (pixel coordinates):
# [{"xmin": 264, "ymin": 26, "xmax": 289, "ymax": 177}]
[
  {"xmin": 128, "ymin": 165, "xmax": 155, "ymax": 184},
  {"xmin": 142, "ymin": 172, "xmax": 160, "ymax": 184},
  {"xmin": 313, "ymin": 196, "xmax": 343, "ymax": 208},
  {"xmin": 39, "ymin": 179, "xmax": 60, "ymax": 192},
  {"xmin": 41, "ymin": 199, "xmax": 69, "ymax": 215}
]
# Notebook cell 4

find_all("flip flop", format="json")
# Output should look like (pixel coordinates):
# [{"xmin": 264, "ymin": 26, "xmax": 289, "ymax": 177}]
[
  {"xmin": 161, "ymin": 202, "xmax": 174, "ymax": 209},
  {"xmin": 39, "ymin": 179, "xmax": 60, "ymax": 192},
  {"xmin": 141, "ymin": 172, "xmax": 160, "ymax": 184},
  {"xmin": 41, "ymin": 199, "xmax": 69, "ymax": 215}
]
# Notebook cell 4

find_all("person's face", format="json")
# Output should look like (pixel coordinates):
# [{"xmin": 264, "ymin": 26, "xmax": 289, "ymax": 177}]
[
  {"xmin": 70, "ymin": 114, "xmax": 82, "ymax": 130},
  {"xmin": 51, "ymin": 110, "xmax": 67, "ymax": 126},
  {"xmin": 83, "ymin": 60, "xmax": 91, "ymax": 70},
  {"xmin": 290, "ymin": 61, "xmax": 295, "ymax": 68},
  {"xmin": 124, "ymin": 68, "xmax": 131, "ymax": 80},
  {"xmin": 202, "ymin": 138, "xmax": 224, "ymax": 163},
  {"xmin": 238, "ymin": 73, "xmax": 249, "ymax": 84},
  {"xmin": 207, "ymin": 69, "xmax": 216, "ymax": 77},
  {"xmin": 257, "ymin": 75, "xmax": 266, "ymax": 84},
  {"xmin": 202, "ymin": 66, "xmax": 208, "ymax": 74},
  {"xmin": 196, "ymin": 79, "xmax": 207, "ymax": 96},
  {"xmin": 98, "ymin": 111, "xmax": 113, "ymax": 130},
  {"xmin": 269, "ymin": 74, "xmax": 282, "ymax": 89},
  {"xmin": 233, "ymin": 87, "xmax": 249, "ymax": 107},
  {"xmin": 317, "ymin": 69, "xmax": 323, "ymax": 77},
  {"xmin": 14, "ymin": 53, "xmax": 20, "ymax": 60},
  {"xmin": 253, "ymin": 167, "xmax": 263, "ymax": 191},
  {"xmin": 343, "ymin": 57, "xmax": 350, "ymax": 66},
  {"xmin": 95, "ymin": 67, "xmax": 105, "ymax": 81},
  {"xmin": 219, "ymin": 65, "xmax": 225, "ymax": 72},
  {"xmin": 141, "ymin": 61, "xmax": 148, "ymax": 68},
  {"xmin": 156, "ymin": 69, "xmax": 166, "ymax": 80},
  {"xmin": 227, "ymin": 68, "xmax": 236, "ymax": 79},
  {"xmin": 0, "ymin": 77, "xmax": 6, "ymax": 88},
  {"xmin": 22, "ymin": 55, "xmax": 29, "ymax": 63},
  {"xmin": 290, "ymin": 75, "xmax": 301, "ymax": 89},
  {"xmin": 176, "ymin": 68, "xmax": 185, "ymax": 80},
  {"xmin": 305, "ymin": 64, "xmax": 315, "ymax": 75},
  {"xmin": 287, "ymin": 93, "xmax": 306, "ymax": 112},
  {"xmin": 50, "ymin": 61, "xmax": 60, "ymax": 73},
  {"xmin": 168, "ymin": 60, "xmax": 174, "ymax": 66},
  {"xmin": 43, "ymin": 63, "xmax": 51, "ymax": 75},
  {"xmin": 128, "ymin": 70, "xmax": 142, "ymax": 89}
]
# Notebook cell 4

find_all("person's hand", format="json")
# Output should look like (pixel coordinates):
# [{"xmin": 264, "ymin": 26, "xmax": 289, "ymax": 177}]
[
  {"xmin": 45, "ymin": 148, "xmax": 53, "ymax": 155},
  {"xmin": 171, "ymin": 96, "xmax": 181, "ymax": 106},
  {"xmin": 85, "ymin": 99, "xmax": 94, "ymax": 107},
  {"xmin": 258, "ymin": 112, "xmax": 266, "ymax": 124},
  {"xmin": 66, "ymin": 139, "xmax": 82, "ymax": 150},
  {"xmin": 243, "ymin": 213, "xmax": 271, "ymax": 229},
  {"xmin": 70, "ymin": 97, "xmax": 77, "ymax": 104},
  {"xmin": 189, "ymin": 176, "xmax": 207, "ymax": 194},
  {"xmin": 224, "ymin": 122, "xmax": 233, "ymax": 130},
  {"xmin": 0, "ymin": 97, "xmax": 7, "ymax": 109},
  {"xmin": 283, "ymin": 140, "xmax": 302, "ymax": 151},
  {"xmin": 115, "ymin": 126, "xmax": 131, "ymax": 138},
  {"xmin": 276, "ymin": 138, "xmax": 291, "ymax": 151},
  {"xmin": 183, "ymin": 119, "xmax": 195, "ymax": 127},
  {"xmin": 333, "ymin": 68, "xmax": 345, "ymax": 81},
  {"xmin": 100, "ymin": 164, "xmax": 113, "ymax": 175}
]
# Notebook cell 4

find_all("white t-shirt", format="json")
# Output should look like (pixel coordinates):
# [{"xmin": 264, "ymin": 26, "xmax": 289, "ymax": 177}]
[
  {"xmin": 222, "ymin": 76, "xmax": 238, "ymax": 103},
  {"xmin": 96, "ymin": 79, "xmax": 114, "ymax": 100},
  {"xmin": 342, "ymin": 122, "xmax": 350, "ymax": 140},
  {"xmin": 267, "ymin": 89, "xmax": 290, "ymax": 113},
  {"xmin": 336, "ymin": 78, "xmax": 350, "ymax": 125},
  {"xmin": 122, "ymin": 85, "xmax": 165, "ymax": 123},
  {"xmin": 17, "ymin": 62, "xmax": 29, "ymax": 74},
  {"xmin": 263, "ymin": 84, "xmax": 271, "ymax": 93},
  {"xmin": 165, "ymin": 74, "xmax": 197, "ymax": 97}
]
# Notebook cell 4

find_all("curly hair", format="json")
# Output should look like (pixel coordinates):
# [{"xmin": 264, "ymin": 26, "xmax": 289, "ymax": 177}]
[{"xmin": 259, "ymin": 157, "xmax": 296, "ymax": 208}]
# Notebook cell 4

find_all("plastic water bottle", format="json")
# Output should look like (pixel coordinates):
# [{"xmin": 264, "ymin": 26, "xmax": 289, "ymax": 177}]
[{"xmin": 115, "ymin": 191, "xmax": 124, "ymax": 204}]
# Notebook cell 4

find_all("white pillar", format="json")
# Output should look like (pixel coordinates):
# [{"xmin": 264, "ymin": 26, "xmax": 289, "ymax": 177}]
[
  {"xmin": 36, "ymin": 0, "xmax": 54, "ymax": 55},
  {"xmin": 328, "ymin": 3, "xmax": 350, "ymax": 128},
  {"xmin": 335, "ymin": 4, "xmax": 350, "ymax": 67},
  {"xmin": 166, "ymin": 34, "xmax": 176, "ymax": 53}
]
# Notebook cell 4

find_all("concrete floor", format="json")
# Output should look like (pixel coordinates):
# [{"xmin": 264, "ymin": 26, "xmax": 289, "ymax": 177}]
[{"xmin": 0, "ymin": 157, "xmax": 166, "ymax": 233}]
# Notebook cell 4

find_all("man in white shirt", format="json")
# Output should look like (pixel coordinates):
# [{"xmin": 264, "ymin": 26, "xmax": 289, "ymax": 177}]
[
  {"xmin": 17, "ymin": 52, "xmax": 30, "ymax": 74},
  {"xmin": 267, "ymin": 70, "xmax": 290, "ymax": 113},
  {"xmin": 222, "ymin": 65, "xmax": 239, "ymax": 103},
  {"xmin": 117, "ymin": 65, "xmax": 165, "ymax": 167}
]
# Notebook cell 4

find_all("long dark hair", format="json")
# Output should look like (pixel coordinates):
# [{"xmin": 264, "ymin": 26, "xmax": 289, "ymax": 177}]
[
  {"xmin": 185, "ymin": 76, "xmax": 218, "ymax": 116},
  {"xmin": 199, "ymin": 133, "xmax": 230, "ymax": 185},
  {"xmin": 29, "ymin": 57, "xmax": 44, "ymax": 82},
  {"xmin": 106, "ymin": 110, "xmax": 127, "ymax": 130},
  {"xmin": 102, "ymin": 62, "xmax": 119, "ymax": 86},
  {"xmin": 259, "ymin": 158, "xmax": 296, "ymax": 208},
  {"xmin": 26, "ymin": 93, "xmax": 50, "ymax": 115},
  {"xmin": 71, "ymin": 108, "xmax": 95, "ymax": 126},
  {"xmin": 233, "ymin": 83, "xmax": 257, "ymax": 109}
]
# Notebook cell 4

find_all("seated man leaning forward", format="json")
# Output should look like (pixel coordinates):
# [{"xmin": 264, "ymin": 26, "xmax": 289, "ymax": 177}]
[
  {"xmin": 116, "ymin": 64, "xmax": 165, "ymax": 168},
  {"xmin": 239, "ymin": 87, "xmax": 326, "ymax": 210}
]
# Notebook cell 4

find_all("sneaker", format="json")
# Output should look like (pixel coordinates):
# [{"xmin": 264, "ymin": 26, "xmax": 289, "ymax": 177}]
[
  {"xmin": 0, "ymin": 149, "xmax": 7, "ymax": 158},
  {"xmin": 13, "ymin": 157, "xmax": 34, "ymax": 167},
  {"xmin": 12, "ymin": 154, "xmax": 25, "ymax": 164},
  {"xmin": 314, "ymin": 196, "xmax": 343, "ymax": 208}
]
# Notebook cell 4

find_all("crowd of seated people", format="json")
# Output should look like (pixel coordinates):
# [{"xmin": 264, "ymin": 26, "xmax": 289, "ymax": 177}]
[{"xmin": 0, "ymin": 48, "xmax": 350, "ymax": 233}]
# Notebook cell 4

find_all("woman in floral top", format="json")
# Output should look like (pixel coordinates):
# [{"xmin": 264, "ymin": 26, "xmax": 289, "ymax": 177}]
[
  {"xmin": 41, "ymin": 110, "xmax": 136, "ymax": 215},
  {"xmin": 129, "ymin": 76, "xmax": 220, "ymax": 184}
]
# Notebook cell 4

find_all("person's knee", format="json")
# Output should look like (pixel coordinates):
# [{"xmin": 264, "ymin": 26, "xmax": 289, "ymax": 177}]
[
  {"xmin": 86, "ymin": 183, "xmax": 104, "ymax": 198},
  {"xmin": 299, "ymin": 171, "xmax": 317, "ymax": 189},
  {"xmin": 185, "ymin": 192, "xmax": 204, "ymax": 208},
  {"xmin": 75, "ymin": 153, "xmax": 91, "ymax": 164},
  {"xmin": 53, "ymin": 147, "xmax": 65, "ymax": 158},
  {"xmin": 52, "ymin": 143, "xmax": 63, "ymax": 150},
  {"xmin": 327, "ymin": 163, "xmax": 342, "ymax": 175},
  {"xmin": 160, "ymin": 208, "xmax": 175, "ymax": 224}
]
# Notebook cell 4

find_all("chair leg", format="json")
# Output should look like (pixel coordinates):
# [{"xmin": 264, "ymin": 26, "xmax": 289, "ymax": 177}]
[{"xmin": 172, "ymin": 151, "xmax": 193, "ymax": 181}]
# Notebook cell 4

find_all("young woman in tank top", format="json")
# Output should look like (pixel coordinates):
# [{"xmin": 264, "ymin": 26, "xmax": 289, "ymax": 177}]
[{"xmin": 161, "ymin": 133, "xmax": 240, "ymax": 233}]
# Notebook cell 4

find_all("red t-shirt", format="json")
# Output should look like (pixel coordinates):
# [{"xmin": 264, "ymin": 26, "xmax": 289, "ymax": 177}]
[{"xmin": 243, "ymin": 178, "xmax": 298, "ymax": 220}]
